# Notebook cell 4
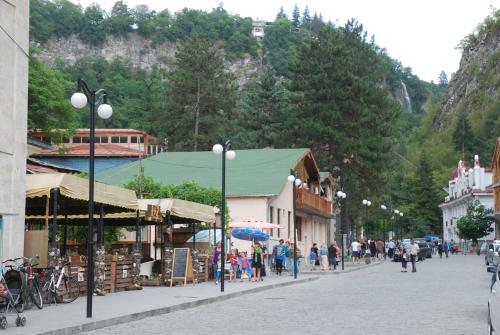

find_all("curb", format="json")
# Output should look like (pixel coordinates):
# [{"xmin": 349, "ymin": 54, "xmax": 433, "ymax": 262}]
[
  {"xmin": 36, "ymin": 276, "xmax": 319, "ymax": 335},
  {"xmin": 301, "ymin": 260, "xmax": 383, "ymax": 276}
]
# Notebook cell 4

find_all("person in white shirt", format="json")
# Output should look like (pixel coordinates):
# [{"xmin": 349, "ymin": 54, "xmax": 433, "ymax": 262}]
[
  {"xmin": 410, "ymin": 240, "xmax": 420, "ymax": 273},
  {"xmin": 351, "ymin": 240, "xmax": 361, "ymax": 264}
]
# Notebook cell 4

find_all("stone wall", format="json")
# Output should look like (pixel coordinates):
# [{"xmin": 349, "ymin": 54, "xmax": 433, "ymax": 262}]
[{"xmin": 0, "ymin": 0, "xmax": 29, "ymax": 259}]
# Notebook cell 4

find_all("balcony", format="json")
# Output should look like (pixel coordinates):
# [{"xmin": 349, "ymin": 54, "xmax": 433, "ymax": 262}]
[{"xmin": 296, "ymin": 188, "xmax": 332, "ymax": 217}]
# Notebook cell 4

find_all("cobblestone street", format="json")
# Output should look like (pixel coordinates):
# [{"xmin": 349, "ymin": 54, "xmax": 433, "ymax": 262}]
[{"xmin": 86, "ymin": 254, "xmax": 491, "ymax": 335}]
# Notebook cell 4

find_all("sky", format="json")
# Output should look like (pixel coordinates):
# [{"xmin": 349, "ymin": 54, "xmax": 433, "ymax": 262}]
[{"xmin": 73, "ymin": 0, "xmax": 498, "ymax": 83}]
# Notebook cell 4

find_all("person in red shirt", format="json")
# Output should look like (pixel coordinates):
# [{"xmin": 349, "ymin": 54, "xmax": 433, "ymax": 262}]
[{"xmin": 229, "ymin": 249, "xmax": 239, "ymax": 282}]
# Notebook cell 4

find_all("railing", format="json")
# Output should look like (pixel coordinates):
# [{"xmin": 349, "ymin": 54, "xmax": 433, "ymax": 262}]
[{"xmin": 296, "ymin": 188, "xmax": 332, "ymax": 216}]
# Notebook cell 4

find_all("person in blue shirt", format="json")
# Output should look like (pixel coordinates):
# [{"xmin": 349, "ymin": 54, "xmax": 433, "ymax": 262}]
[{"xmin": 273, "ymin": 239, "xmax": 287, "ymax": 276}]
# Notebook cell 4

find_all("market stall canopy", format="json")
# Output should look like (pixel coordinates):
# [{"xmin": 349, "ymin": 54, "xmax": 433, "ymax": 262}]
[
  {"xmin": 138, "ymin": 199, "xmax": 218, "ymax": 224},
  {"xmin": 26, "ymin": 173, "xmax": 138, "ymax": 216},
  {"xmin": 229, "ymin": 220, "xmax": 282, "ymax": 229}
]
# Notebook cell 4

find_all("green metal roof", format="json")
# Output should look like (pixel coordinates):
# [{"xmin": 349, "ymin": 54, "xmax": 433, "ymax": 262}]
[{"xmin": 96, "ymin": 148, "xmax": 310, "ymax": 197}]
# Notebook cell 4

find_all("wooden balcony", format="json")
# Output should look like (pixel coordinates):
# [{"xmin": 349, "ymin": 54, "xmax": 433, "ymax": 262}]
[{"xmin": 296, "ymin": 188, "xmax": 332, "ymax": 217}]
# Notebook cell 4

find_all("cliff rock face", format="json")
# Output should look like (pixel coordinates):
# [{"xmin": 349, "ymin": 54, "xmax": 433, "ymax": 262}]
[
  {"xmin": 33, "ymin": 32, "xmax": 261, "ymax": 87},
  {"xmin": 436, "ymin": 21, "xmax": 500, "ymax": 128}
]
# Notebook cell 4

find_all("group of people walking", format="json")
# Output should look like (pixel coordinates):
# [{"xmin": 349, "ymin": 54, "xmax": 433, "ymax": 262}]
[
  {"xmin": 213, "ymin": 241, "xmax": 266, "ymax": 284},
  {"xmin": 308, "ymin": 242, "xmax": 340, "ymax": 271}
]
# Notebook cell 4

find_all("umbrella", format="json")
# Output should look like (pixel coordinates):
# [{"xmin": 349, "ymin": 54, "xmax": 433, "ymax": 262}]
[
  {"xmin": 231, "ymin": 228, "xmax": 269, "ymax": 242},
  {"xmin": 186, "ymin": 229, "xmax": 222, "ymax": 245},
  {"xmin": 229, "ymin": 219, "xmax": 282, "ymax": 229},
  {"xmin": 423, "ymin": 236, "xmax": 440, "ymax": 242}
]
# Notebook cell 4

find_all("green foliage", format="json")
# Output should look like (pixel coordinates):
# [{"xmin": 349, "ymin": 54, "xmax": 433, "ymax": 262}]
[
  {"xmin": 59, "ymin": 225, "xmax": 124, "ymax": 252},
  {"xmin": 80, "ymin": 4, "xmax": 107, "ymax": 46},
  {"xmin": 452, "ymin": 112, "xmax": 477, "ymax": 164},
  {"xmin": 28, "ymin": 50, "xmax": 76, "ymax": 142},
  {"xmin": 160, "ymin": 36, "xmax": 238, "ymax": 151},
  {"xmin": 263, "ymin": 18, "xmax": 297, "ymax": 76},
  {"xmin": 457, "ymin": 199, "xmax": 494, "ymax": 244}
]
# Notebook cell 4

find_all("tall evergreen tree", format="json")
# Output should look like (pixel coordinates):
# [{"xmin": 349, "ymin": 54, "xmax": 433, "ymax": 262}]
[
  {"xmin": 452, "ymin": 112, "xmax": 476, "ymax": 163},
  {"xmin": 438, "ymin": 70, "xmax": 448, "ymax": 87},
  {"xmin": 162, "ymin": 36, "xmax": 238, "ymax": 151},
  {"xmin": 263, "ymin": 17, "xmax": 295, "ymax": 76},
  {"xmin": 276, "ymin": 6, "xmax": 287, "ymax": 19},
  {"xmin": 291, "ymin": 4, "xmax": 301, "ymax": 30},
  {"xmin": 301, "ymin": 6, "xmax": 311, "ymax": 29}
]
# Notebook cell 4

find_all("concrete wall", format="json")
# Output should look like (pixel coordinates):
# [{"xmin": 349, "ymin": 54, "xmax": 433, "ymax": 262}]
[{"xmin": 0, "ymin": 0, "xmax": 29, "ymax": 260}]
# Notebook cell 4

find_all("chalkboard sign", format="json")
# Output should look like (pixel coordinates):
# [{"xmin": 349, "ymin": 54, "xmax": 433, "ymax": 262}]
[{"xmin": 170, "ymin": 248, "xmax": 194, "ymax": 286}]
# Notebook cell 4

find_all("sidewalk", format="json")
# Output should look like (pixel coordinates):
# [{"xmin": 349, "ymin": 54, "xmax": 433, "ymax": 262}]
[
  {"xmin": 301, "ymin": 258, "xmax": 384, "ymax": 275},
  {"xmin": 5, "ymin": 274, "xmax": 319, "ymax": 335}
]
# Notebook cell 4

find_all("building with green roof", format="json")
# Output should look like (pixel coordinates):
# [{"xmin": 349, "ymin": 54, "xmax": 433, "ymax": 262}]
[{"xmin": 96, "ymin": 148, "xmax": 336, "ymax": 253}]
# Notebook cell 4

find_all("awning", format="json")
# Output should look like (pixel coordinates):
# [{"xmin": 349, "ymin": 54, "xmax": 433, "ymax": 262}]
[
  {"xmin": 138, "ymin": 199, "xmax": 218, "ymax": 224},
  {"xmin": 26, "ymin": 173, "xmax": 138, "ymax": 216}
]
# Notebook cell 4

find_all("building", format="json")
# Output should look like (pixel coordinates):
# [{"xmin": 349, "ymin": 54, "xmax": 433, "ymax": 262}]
[
  {"xmin": 492, "ymin": 138, "xmax": 500, "ymax": 238},
  {"xmin": 252, "ymin": 20, "xmax": 272, "ymax": 41},
  {"xmin": 28, "ymin": 128, "xmax": 163, "ymax": 172},
  {"xmin": 0, "ymin": 1, "xmax": 29, "ymax": 260},
  {"xmin": 439, "ymin": 156, "xmax": 494, "ymax": 243},
  {"xmin": 96, "ymin": 148, "xmax": 336, "ymax": 254}
]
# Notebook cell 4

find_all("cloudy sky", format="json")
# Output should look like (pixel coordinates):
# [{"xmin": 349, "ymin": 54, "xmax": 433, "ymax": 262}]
[{"xmin": 73, "ymin": 0, "xmax": 498, "ymax": 82}]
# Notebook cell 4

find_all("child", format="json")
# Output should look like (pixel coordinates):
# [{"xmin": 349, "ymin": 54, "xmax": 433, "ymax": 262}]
[
  {"xmin": 229, "ymin": 249, "xmax": 238, "ymax": 282},
  {"xmin": 215, "ymin": 256, "xmax": 222, "ymax": 284},
  {"xmin": 240, "ymin": 252, "xmax": 249, "ymax": 282},
  {"xmin": 309, "ymin": 249, "xmax": 318, "ymax": 271},
  {"xmin": 401, "ymin": 246, "xmax": 408, "ymax": 273}
]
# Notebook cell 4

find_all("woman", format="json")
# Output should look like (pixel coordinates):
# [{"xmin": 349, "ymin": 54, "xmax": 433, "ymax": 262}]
[
  {"xmin": 213, "ymin": 242, "xmax": 222, "ymax": 284},
  {"xmin": 369, "ymin": 240, "xmax": 377, "ymax": 258},
  {"xmin": 400, "ymin": 244, "xmax": 408, "ymax": 272},
  {"xmin": 252, "ymin": 242, "xmax": 264, "ymax": 282},
  {"xmin": 319, "ymin": 245, "xmax": 329, "ymax": 271},
  {"xmin": 328, "ymin": 243, "xmax": 337, "ymax": 270}
]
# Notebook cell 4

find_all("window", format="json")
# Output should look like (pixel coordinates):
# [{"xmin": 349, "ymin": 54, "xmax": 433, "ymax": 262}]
[
  {"xmin": 131, "ymin": 136, "xmax": 138, "ymax": 143},
  {"xmin": 81, "ymin": 137, "xmax": 89, "ymax": 143},
  {"xmin": 139, "ymin": 136, "xmax": 144, "ymax": 143},
  {"xmin": 288, "ymin": 211, "xmax": 291, "ymax": 239},
  {"xmin": 111, "ymin": 136, "xmax": 119, "ymax": 143},
  {"xmin": 73, "ymin": 137, "xmax": 81, "ymax": 143},
  {"xmin": 62, "ymin": 137, "xmax": 70, "ymax": 144},
  {"xmin": 277, "ymin": 209, "xmax": 281, "ymax": 238},
  {"xmin": 296, "ymin": 216, "xmax": 302, "ymax": 242},
  {"xmin": 119, "ymin": 136, "xmax": 128, "ymax": 143},
  {"xmin": 269, "ymin": 207, "xmax": 274, "ymax": 237},
  {"xmin": 95, "ymin": 137, "xmax": 101, "ymax": 144},
  {"xmin": 101, "ymin": 137, "xmax": 109, "ymax": 143}
]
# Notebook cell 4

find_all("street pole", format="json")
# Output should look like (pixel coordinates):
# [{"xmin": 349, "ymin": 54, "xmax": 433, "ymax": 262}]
[{"xmin": 290, "ymin": 169, "xmax": 298, "ymax": 280}]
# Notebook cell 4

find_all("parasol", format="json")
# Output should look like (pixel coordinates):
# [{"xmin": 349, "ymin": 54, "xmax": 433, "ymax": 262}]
[
  {"xmin": 229, "ymin": 219, "xmax": 282, "ymax": 229},
  {"xmin": 231, "ymin": 228, "xmax": 269, "ymax": 242}
]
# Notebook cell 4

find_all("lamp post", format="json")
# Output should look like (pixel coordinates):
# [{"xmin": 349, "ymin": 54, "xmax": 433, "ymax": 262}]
[
  {"xmin": 362, "ymin": 199, "xmax": 371, "ymax": 238},
  {"xmin": 71, "ymin": 79, "xmax": 112, "ymax": 318},
  {"xmin": 336, "ymin": 190, "xmax": 347, "ymax": 270},
  {"xmin": 399, "ymin": 212, "xmax": 404, "ymax": 239},
  {"xmin": 380, "ymin": 205, "xmax": 387, "ymax": 242},
  {"xmin": 287, "ymin": 170, "xmax": 301, "ymax": 279},
  {"xmin": 393, "ymin": 209, "xmax": 399, "ymax": 240},
  {"xmin": 213, "ymin": 141, "xmax": 235, "ymax": 293}
]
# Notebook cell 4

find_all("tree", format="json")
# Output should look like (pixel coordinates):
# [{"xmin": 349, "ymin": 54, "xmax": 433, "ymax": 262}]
[
  {"xmin": 291, "ymin": 4, "xmax": 301, "ymax": 30},
  {"xmin": 107, "ymin": 1, "xmax": 134, "ymax": 35},
  {"xmin": 161, "ymin": 36, "xmax": 238, "ymax": 151},
  {"xmin": 28, "ymin": 51, "xmax": 76, "ymax": 142},
  {"xmin": 276, "ymin": 6, "xmax": 287, "ymax": 19},
  {"xmin": 79, "ymin": 4, "xmax": 107, "ymax": 45},
  {"xmin": 438, "ymin": 71, "xmax": 448, "ymax": 87},
  {"xmin": 457, "ymin": 199, "xmax": 494, "ymax": 245},
  {"xmin": 301, "ymin": 6, "xmax": 311, "ymax": 29},
  {"xmin": 263, "ymin": 18, "xmax": 296, "ymax": 76},
  {"xmin": 452, "ymin": 112, "xmax": 476, "ymax": 163}
]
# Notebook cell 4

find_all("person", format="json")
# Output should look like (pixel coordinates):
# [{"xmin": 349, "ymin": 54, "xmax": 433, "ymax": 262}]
[
  {"xmin": 285, "ymin": 241, "xmax": 294, "ymax": 274},
  {"xmin": 369, "ymin": 240, "xmax": 377, "ymax": 258},
  {"xmin": 410, "ymin": 239, "xmax": 420, "ymax": 273},
  {"xmin": 376, "ymin": 239, "xmax": 385, "ymax": 260},
  {"xmin": 240, "ymin": 252, "xmax": 249, "ymax": 282},
  {"xmin": 437, "ymin": 241, "xmax": 443, "ymax": 258},
  {"xmin": 319, "ymin": 245, "xmax": 329, "ymax": 270},
  {"xmin": 311, "ymin": 243, "xmax": 320, "ymax": 267},
  {"xmin": 309, "ymin": 247, "xmax": 318, "ymax": 271},
  {"xmin": 252, "ymin": 242, "xmax": 264, "ymax": 282},
  {"xmin": 351, "ymin": 240, "xmax": 361, "ymax": 264},
  {"xmin": 400, "ymin": 244, "xmax": 408, "ymax": 272},
  {"xmin": 388, "ymin": 240, "xmax": 395, "ymax": 259},
  {"xmin": 272, "ymin": 239, "xmax": 286, "ymax": 276},
  {"xmin": 328, "ymin": 243, "xmax": 337, "ymax": 270},
  {"xmin": 443, "ymin": 240, "xmax": 449, "ymax": 258},
  {"xmin": 228, "ymin": 249, "xmax": 238, "ymax": 282},
  {"xmin": 213, "ymin": 242, "xmax": 222, "ymax": 284}
]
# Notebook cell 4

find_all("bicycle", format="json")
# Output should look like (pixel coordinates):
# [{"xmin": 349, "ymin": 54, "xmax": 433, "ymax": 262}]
[
  {"xmin": 40, "ymin": 262, "xmax": 80, "ymax": 304},
  {"xmin": 19, "ymin": 257, "xmax": 43, "ymax": 310}
]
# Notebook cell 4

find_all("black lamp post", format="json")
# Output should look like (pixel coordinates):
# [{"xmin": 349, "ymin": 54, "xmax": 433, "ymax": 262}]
[
  {"xmin": 362, "ymin": 199, "xmax": 371, "ymax": 238},
  {"xmin": 71, "ymin": 78, "xmax": 112, "ymax": 318},
  {"xmin": 380, "ymin": 205, "xmax": 387, "ymax": 242},
  {"xmin": 336, "ymin": 190, "xmax": 347, "ymax": 270},
  {"xmin": 212, "ymin": 140, "xmax": 235, "ymax": 292},
  {"xmin": 287, "ymin": 170, "xmax": 301, "ymax": 279}
]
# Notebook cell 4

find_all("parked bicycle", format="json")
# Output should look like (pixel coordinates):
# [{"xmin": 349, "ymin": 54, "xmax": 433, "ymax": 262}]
[
  {"xmin": 19, "ymin": 257, "xmax": 43, "ymax": 310},
  {"xmin": 40, "ymin": 262, "xmax": 80, "ymax": 304}
]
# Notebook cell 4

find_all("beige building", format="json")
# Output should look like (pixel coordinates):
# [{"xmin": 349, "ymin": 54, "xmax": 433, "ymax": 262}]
[{"xmin": 0, "ymin": 0, "xmax": 29, "ymax": 259}]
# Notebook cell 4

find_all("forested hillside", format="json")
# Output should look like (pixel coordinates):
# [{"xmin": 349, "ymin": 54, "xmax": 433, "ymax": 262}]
[{"xmin": 32, "ymin": 0, "xmax": 497, "ymax": 236}]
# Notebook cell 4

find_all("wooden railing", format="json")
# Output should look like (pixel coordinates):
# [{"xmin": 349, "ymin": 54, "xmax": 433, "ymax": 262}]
[{"xmin": 296, "ymin": 188, "xmax": 332, "ymax": 216}]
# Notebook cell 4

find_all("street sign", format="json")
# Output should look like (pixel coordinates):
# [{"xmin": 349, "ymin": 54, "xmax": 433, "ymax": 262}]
[{"xmin": 145, "ymin": 204, "xmax": 162, "ymax": 222}]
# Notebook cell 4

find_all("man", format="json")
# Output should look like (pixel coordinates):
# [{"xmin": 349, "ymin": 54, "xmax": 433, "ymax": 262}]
[
  {"xmin": 351, "ymin": 240, "xmax": 361, "ymax": 264},
  {"xmin": 388, "ymin": 239, "xmax": 395, "ymax": 259},
  {"xmin": 410, "ymin": 239, "xmax": 420, "ymax": 273},
  {"xmin": 328, "ymin": 243, "xmax": 338, "ymax": 270},
  {"xmin": 273, "ymin": 239, "xmax": 286, "ymax": 276}
]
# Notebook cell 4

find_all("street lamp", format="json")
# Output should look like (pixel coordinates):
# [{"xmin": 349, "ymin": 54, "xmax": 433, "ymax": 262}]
[
  {"xmin": 287, "ymin": 171, "xmax": 301, "ymax": 279},
  {"xmin": 380, "ymin": 205, "xmax": 387, "ymax": 242},
  {"xmin": 362, "ymin": 199, "xmax": 371, "ymax": 238},
  {"xmin": 213, "ymin": 140, "xmax": 235, "ymax": 292},
  {"xmin": 71, "ymin": 78, "xmax": 112, "ymax": 319},
  {"xmin": 336, "ymin": 190, "xmax": 347, "ymax": 270},
  {"xmin": 399, "ymin": 212, "xmax": 404, "ymax": 239}
]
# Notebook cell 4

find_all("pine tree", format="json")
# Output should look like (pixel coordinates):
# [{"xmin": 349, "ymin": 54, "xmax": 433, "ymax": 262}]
[
  {"xmin": 276, "ymin": 6, "xmax": 287, "ymax": 19},
  {"xmin": 301, "ymin": 6, "xmax": 311, "ymax": 29},
  {"xmin": 162, "ymin": 36, "xmax": 238, "ymax": 151},
  {"xmin": 452, "ymin": 112, "xmax": 476, "ymax": 164},
  {"xmin": 438, "ymin": 71, "xmax": 448, "ymax": 87},
  {"xmin": 291, "ymin": 4, "xmax": 300, "ymax": 30}
]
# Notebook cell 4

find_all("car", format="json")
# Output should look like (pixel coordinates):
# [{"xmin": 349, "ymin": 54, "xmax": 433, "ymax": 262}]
[{"xmin": 488, "ymin": 264, "xmax": 500, "ymax": 333}]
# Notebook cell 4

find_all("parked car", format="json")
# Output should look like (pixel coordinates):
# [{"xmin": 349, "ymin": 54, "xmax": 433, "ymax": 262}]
[{"xmin": 488, "ymin": 264, "xmax": 500, "ymax": 333}]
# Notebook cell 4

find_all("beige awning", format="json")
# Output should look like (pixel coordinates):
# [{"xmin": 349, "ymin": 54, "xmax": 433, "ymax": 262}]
[
  {"xmin": 26, "ymin": 173, "xmax": 138, "ymax": 214},
  {"xmin": 138, "ymin": 199, "xmax": 218, "ymax": 224}
]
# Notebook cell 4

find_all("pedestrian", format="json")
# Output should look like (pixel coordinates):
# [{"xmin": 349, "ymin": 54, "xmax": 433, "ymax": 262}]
[
  {"xmin": 369, "ymin": 240, "xmax": 377, "ymax": 259},
  {"xmin": 410, "ymin": 239, "xmax": 420, "ymax": 273},
  {"xmin": 376, "ymin": 239, "xmax": 385, "ymax": 260},
  {"xmin": 252, "ymin": 242, "xmax": 264, "ymax": 282},
  {"xmin": 273, "ymin": 239, "xmax": 287, "ymax": 276},
  {"xmin": 438, "ymin": 242, "xmax": 443, "ymax": 258},
  {"xmin": 319, "ymin": 245, "xmax": 329, "ymax": 270},
  {"xmin": 213, "ymin": 241, "xmax": 222, "ymax": 284},
  {"xmin": 328, "ymin": 243, "xmax": 338, "ymax": 270},
  {"xmin": 229, "ymin": 249, "xmax": 238, "ymax": 282},
  {"xmin": 240, "ymin": 252, "xmax": 249, "ymax": 282},
  {"xmin": 388, "ymin": 239, "xmax": 395, "ymax": 259},
  {"xmin": 400, "ymin": 244, "xmax": 408, "ymax": 272},
  {"xmin": 351, "ymin": 239, "xmax": 361, "ymax": 264},
  {"xmin": 311, "ymin": 243, "xmax": 320, "ymax": 267},
  {"xmin": 285, "ymin": 241, "xmax": 293, "ymax": 273},
  {"xmin": 443, "ymin": 240, "xmax": 449, "ymax": 258},
  {"xmin": 309, "ymin": 247, "xmax": 318, "ymax": 271}
]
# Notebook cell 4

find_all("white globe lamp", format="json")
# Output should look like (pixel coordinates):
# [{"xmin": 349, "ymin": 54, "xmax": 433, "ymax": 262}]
[{"xmin": 71, "ymin": 92, "xmax": 87, "ymax": 109}]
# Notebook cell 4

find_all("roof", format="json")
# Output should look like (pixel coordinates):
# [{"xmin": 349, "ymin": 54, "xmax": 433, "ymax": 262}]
[
  {"xmin": 138, "ymin": 199, "xmax": 218, "ymax": 223},
  {"xmin": 26, "ymin": 158, "xmax": 81, "ymax": 174},
  {"xmin": 33, "ymin": 144, "xmax": 144, "ymax": 157},
  {"xmin": 96, "ymin": 148, "xmax": 311, "ymax": 197}
]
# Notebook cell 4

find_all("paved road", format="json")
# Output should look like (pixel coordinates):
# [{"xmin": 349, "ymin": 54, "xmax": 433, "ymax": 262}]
[{"xmin": 86, "ymin": 255, "xmax": 491, "ymax": 335}]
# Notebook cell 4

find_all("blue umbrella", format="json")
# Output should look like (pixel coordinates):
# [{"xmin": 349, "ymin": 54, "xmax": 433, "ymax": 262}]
[
  {"xmin": 231, "ymin": 228, "xmax": 269, "ymax": 242},
  {"xmin": 424, "ymin": 236, "xmax": 440, "ymax": 242}
]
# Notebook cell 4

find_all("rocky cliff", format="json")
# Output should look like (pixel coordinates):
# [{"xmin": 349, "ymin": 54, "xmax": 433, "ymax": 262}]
[
  {"xmin": 436, "ymin": 14, "xmax": 500, "ymax": 128},
  {"xmin": 33, "ymin": 32, "xmax": 261, "ymax": 88}
]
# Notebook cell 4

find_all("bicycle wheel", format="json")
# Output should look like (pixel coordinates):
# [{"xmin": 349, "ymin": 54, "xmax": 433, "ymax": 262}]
[
  {"xmin": 29, "ymin": 280, "xmax": 43, "ymax": 309},
  {"xmin": 56, "ymin": 275, "xmax": 80, "ymax": 303}
]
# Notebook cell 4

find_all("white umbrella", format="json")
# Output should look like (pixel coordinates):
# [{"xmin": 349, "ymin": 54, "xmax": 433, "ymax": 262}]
[{"xmin": 229, "ymin": 219, "xmax": 283, "ymax": 229}]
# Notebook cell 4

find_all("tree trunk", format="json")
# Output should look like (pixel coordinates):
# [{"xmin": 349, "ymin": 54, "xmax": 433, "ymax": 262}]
[{"xmin": 193, "ymin": 78, "xmax": 201, "ymax": 152}]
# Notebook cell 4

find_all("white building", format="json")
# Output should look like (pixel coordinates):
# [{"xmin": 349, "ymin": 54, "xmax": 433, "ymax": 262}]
[
  {"xmin": 0, "ymin": 1, "xmax": 29, "ymax": 260},
  {"xmin": 439, "ymin": 156, "xmax": 494, "ymax": 243}
]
